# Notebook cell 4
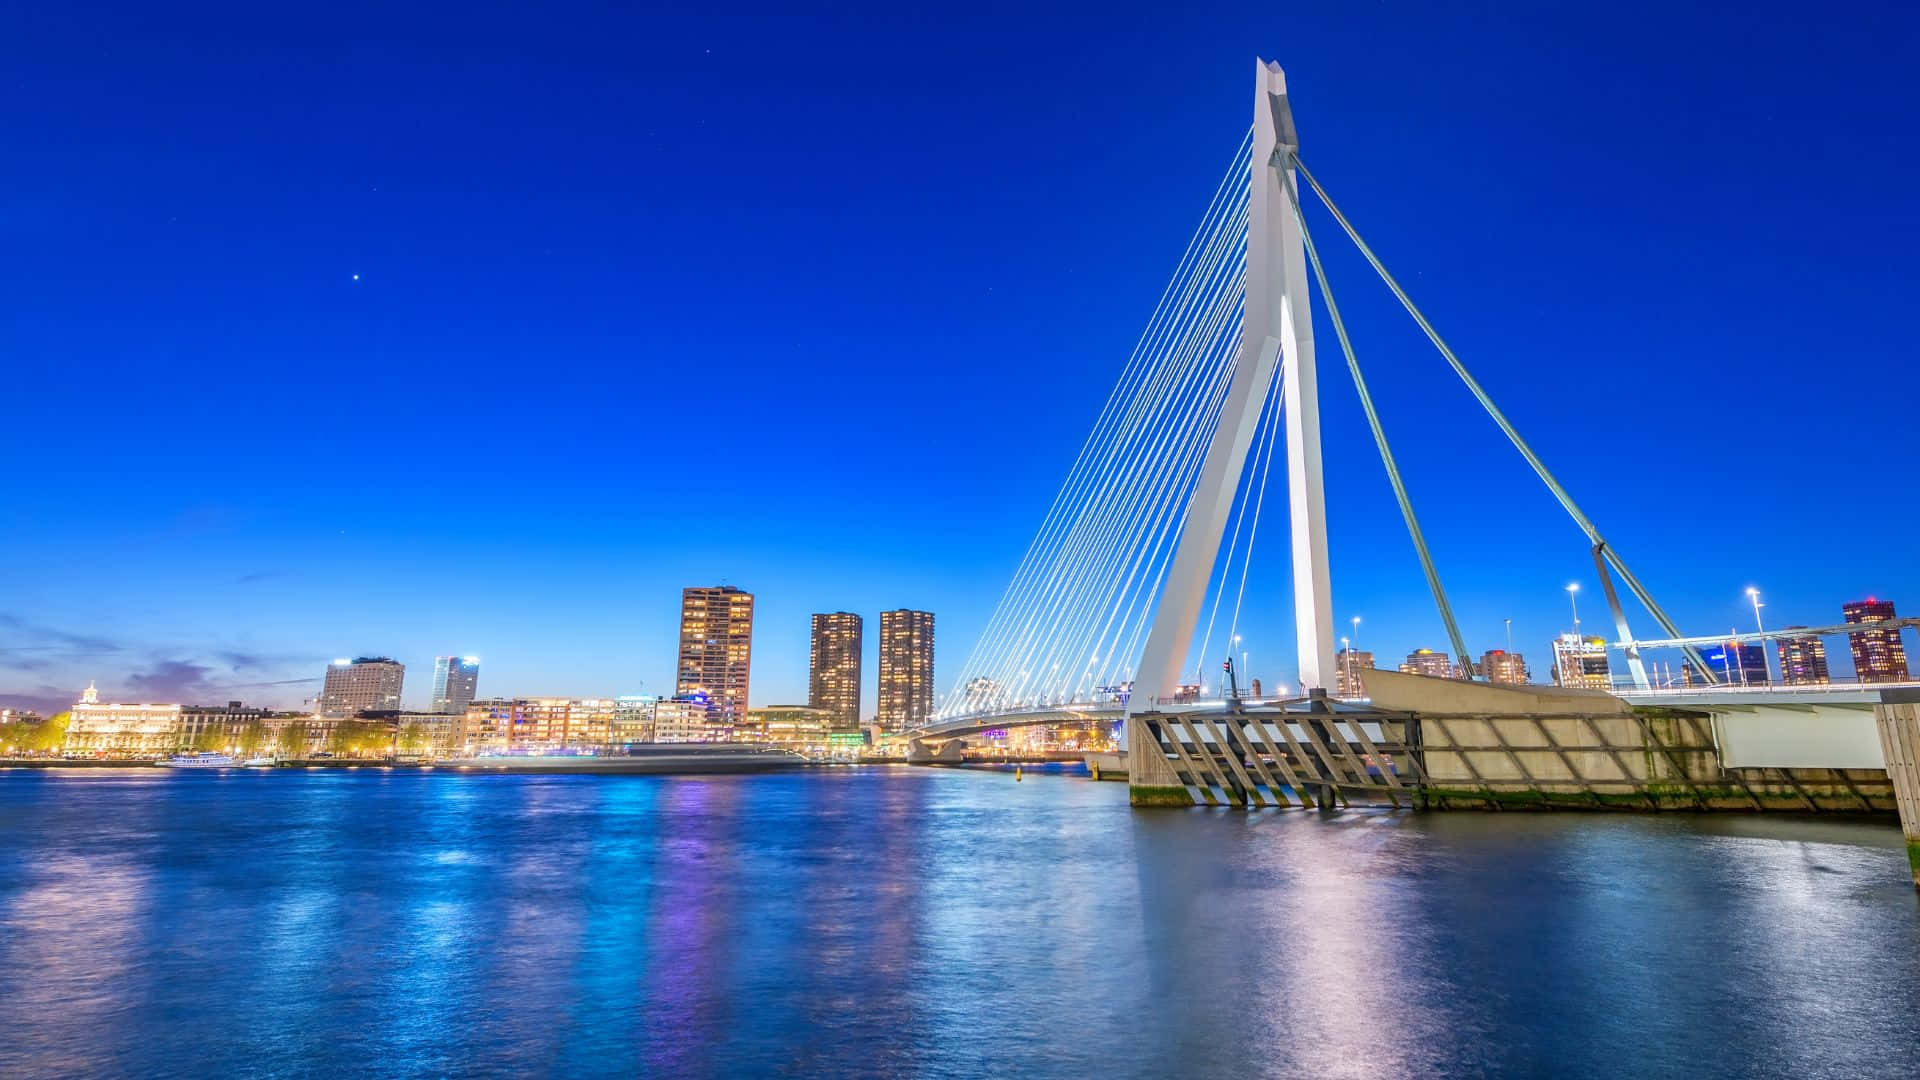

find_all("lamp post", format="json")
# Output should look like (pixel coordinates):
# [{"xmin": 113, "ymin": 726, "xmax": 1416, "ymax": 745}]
[
  {"xmin": 1561, "ymin": 584, "xmax": 1582, "ymax": 686},
  {"xmin": 1339, "ymin": 635, "xmax": 1351, "ymax": 698},
  {"xmin": 1747, "ymin": 587, "xmax": 1773, "ymax": 684}
]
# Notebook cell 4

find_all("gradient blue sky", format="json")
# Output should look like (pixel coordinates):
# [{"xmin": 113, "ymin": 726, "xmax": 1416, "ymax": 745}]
[{"xmin": 4, "ymin": 2, "xmax": 1917, "ymax": 714}]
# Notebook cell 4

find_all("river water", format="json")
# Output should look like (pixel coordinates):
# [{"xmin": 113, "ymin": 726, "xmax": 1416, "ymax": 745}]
[{"xmin": 0, "ymin": 765, "xmax": 1915, "ymax": 1078}]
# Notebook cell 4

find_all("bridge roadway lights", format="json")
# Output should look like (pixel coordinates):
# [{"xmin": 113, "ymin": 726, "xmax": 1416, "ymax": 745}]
[{"xmin": 1875, "ymin": 689, "xmax": 1920, "ymax": 889}]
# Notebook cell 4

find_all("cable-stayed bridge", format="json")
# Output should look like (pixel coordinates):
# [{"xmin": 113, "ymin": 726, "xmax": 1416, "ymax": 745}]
[{"xmin": 900, "ymin": 62, "xmax": 1920, "ymax": 832}]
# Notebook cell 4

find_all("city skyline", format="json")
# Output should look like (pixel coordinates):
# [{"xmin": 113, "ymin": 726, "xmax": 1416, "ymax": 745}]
[{"xmin": 5, "ymin": 7, "xmax": 1920, "ymax": 716}]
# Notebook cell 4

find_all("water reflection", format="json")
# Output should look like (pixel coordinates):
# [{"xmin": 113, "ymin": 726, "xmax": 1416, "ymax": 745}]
[{"xmin": 0, "ymin": 768, "xmax": 1914, "ymax": 1078}]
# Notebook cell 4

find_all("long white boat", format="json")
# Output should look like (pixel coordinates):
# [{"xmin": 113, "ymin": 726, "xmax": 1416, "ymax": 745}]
[
  {"xmin": 442, "ymin": 744, "xmax": 805, "ymax": 775},
  {"xmin": 160, "ymin": 752, "xmax": 236, "ymax": 768}
]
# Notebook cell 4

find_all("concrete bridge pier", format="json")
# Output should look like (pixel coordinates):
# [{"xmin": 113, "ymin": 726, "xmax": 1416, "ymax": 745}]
[
  {"xmin": 1874, "ymin": 690, "xmax": 1920, "ymax": 889},
  {"xmin": 905, "ymin": 737, "xmax": 966, "ymax": 766}
]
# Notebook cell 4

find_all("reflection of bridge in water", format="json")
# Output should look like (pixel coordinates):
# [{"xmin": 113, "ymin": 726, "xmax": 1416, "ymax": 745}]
[{"xmin": 909, "ymin": 60, "xmax": 1920, "ymax": 876}]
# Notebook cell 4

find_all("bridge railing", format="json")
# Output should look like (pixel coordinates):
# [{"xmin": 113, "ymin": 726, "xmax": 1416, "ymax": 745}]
[{"xmin": 1613, "ymin": 676, "xmax": 1920, "ymax": 697}]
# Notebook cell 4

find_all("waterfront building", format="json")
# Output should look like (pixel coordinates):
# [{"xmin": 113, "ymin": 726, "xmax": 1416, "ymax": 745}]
[
  {"xmin": 1398, "ymin": 649, "xmax": 1455, "ymax": 680},
  {"xmin": 260, "ymin": 713, "xmax": 324, "ymax": 757},
  {"xmin": 677, "ymin": 586, "xmax": 754, "ymax": 722},
  {"xmin": 0, "ymin": 708, "xmax": 44, "ymax": 726},
  {"xmin": 1334, "ymin": 649, "xmax": 1374, "ymax": 699},
  {"xmin": 1843, "ymin": 598, "xmax": 1910, "ymax": 682},
  {"xmin": 1552, "ymin": 634, "xmax": 1611, "ymax": 690},
  {"xmin": 178, "ymin": 700, "xmax": 278, "ymax": 750},
  {"xmin": 612, "ymin": 696, "xmax": 656, "ymax": 745},
  {"xmin": 319, "ymin": 657, "xmax": 405, "ymax": 717},
  {"xmin": 1479, "ymin": 649, "xmax": 1529, "ymax": 687},
  {"xmin": 65, "ymin": 682, "xmax": 181, "ymax": 756},
  {"xmin": 430, "ymin": 656, "xmax": 481, "ymax": 714},
  {"xmin": 395, "ymin": 710, "xmax": 464, "ymax": 758},
  {"xmin": 807, "ymin": 613, "xmax": 863, "ymax": 728},
  {"xmin": 1249, "ymin": 678, "xmax": 1264, "ymax": 699},
  {"xmin": 488, "ymin": 698, "xmax": 619, "ymax": 752},
  {"xmin": 741, "ymin": 704, "xmax": 838, "ymax": 755},
  {"xmin": 653, "ymin": 695, "xmax": 730, "ymax": 743},
  {"xmin": 1776, "ymin": 629, "xmax": 1831, "ymax": 685},
  {"xmin": 461, "ymin": 699, "xmax": 522, "ymax": 755},
  {"xmin": 877, "ymin": 609, "xmax": 935, "ymax": 732}
]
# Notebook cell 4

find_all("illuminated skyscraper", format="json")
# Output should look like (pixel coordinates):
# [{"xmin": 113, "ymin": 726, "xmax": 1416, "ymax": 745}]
[
  {"xmin": 1334, "ymin": 648, "xmax": 1374, "ymax": 699},
  {"xmin": 1479, "ymin": 649, "xmax": 1529, "ymax": 686},
  {"xmin": 808, "ymin": 612, "xmax": 863, "ymax": 728},
  {"xmin": 1398, "ymin": 648, "xmax": 1455, "ymax": 679},
  {"xmin": 1775, "ymin": 629, "xmax": 1831, "ymax": 685},
  {"xmin": 1843, "ymin": 598, "xmax": 1910, "ymax": 683},
  {"xmin": 1551, "ymin": 635, "xmax": 1611, "ymax": 690},
  {"xmin": 430, "ymin": 655, "xmax": 481, "ymax": 714},
  {"xmin": 877, "ymin": 609, "xmax": 935, "ymax": 732},
  {"xmin": 677, "ymin": 586, "xmax": 754, "ymax": 721},
  {"xmin": 319, "ymin": 657, "xmax": 405, "ymax": 717}
]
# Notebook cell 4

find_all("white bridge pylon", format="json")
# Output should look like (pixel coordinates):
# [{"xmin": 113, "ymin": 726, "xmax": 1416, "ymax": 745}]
[
  {"xmin": 930, "ymin": 58, "xmax": 1722, "ymax": 736},
  {"xmin": 1127, "ymin": 60, "xmax": 1334, "ymax": 724}
]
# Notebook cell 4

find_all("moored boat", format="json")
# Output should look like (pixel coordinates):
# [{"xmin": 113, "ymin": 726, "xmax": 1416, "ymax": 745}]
[
  {"xmin": 161, "ymin": 751, "xmax": 237, "ymax": 768},
  {"xmin": 443, "ymin": 743, "xmax": 805, "ymax": 775}
]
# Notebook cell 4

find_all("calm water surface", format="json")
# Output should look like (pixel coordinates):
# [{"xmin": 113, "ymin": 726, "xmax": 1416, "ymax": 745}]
[{"xmin": 1, "ymin": 765, "xmax": 1916, "ymax": 1078}]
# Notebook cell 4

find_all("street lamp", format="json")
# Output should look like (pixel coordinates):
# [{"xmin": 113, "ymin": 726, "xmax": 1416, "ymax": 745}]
[
  {"xmin": 1747, "ymin": 587, "xmax": 1773, "ymax": 683},
  {"xmin": 1340, "ymin": 635, "xmax": 1352, "ymax": 698},
  {"xmin": 1351, "ymin": 616, "xmax": 1361, "ymax": 650},
  {"xmin": 1566, "ymin": 583, "xmax": 1581, "ymax": 635}
]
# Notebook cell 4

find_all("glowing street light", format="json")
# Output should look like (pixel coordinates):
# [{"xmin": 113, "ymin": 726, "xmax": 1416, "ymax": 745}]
[
  {"xmin": 1565, "ymin": 583, "xmax": 1581, "ymax": 635},
  {"xmin": 1747, "ymin": 587, "xmax": 1774, "ymax": 683}
]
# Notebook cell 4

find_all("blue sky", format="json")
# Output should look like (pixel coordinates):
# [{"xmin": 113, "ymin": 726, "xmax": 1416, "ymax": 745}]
[{"xmin": 4, "ymin": 2, "xmax": 1917, "ymax": 714}]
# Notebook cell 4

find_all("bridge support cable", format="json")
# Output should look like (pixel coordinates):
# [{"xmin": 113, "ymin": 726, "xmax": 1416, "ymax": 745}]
[
  {"xmin": 937, "ymin": 140, "xmax": 1255, "ymax": 719},
  {"xmin": 1279, "ymin": 157, "xmax": 1471, "ymax": 669},
  {"xmin": 944, "ymin": 140, "xmax": 1253, "ymax": 716},
  {"xmin": 999, "ymin": 239, "xmax": 1244, "ymax": 707},
  {"xmin": 941, "ymin": 152, "xmax": 1244, "ymax": 714},
  {"xmin": 1195, "ymin": 362, "xmax": 1285, "ymax": 689},
  {"xmin": 1591, "ymin": 543, "xmax": 1652, "ymax": 689},
  {"xmin": 1223, "ymin": 364, "xmax": 1285, "ymax": 667},
  {"xmin": 1001, "ymin": 190, "xmax": 1249, "ymax": 708},
  {"xmin": 1290, "ymin": 156, "xmax": 1717, "ymax": 684},
  {"xmin": 982, "ymin": 203, "xmax": 1247, "ymax": 710}
]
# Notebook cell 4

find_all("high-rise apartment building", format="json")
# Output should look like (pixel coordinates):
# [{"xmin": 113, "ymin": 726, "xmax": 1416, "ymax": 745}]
[
  {"xmin": 1334, "ymin": 648, "xmax": 1374, "ymax": 699},
  {"xmin": 1776, "ymin": 629, "xmax": 1831, "ymax": 685},
  {"xmin": 1552, "ymin": 634, "xmax": 1611, "ymax": 690},
  {"xmin": 1398, "ymin": 649, "xmax": 1455, "ymax": 679},
  {"xmin": 677, "ymin": 586, "xmax": 755, "ymax": 721},
  {"xmin": 430, "ymin": 656, "xmax": 481, "ymax": 714},
  {"xmin": 1479, "ymin": 649, "xmax": 1529, "ymax": 687},
  {"xmin": 808, "ymin": 612, "xmax": 863, "ymax": 728},
  {"xmin": 318, "ymin": 657, "xmax": 406, "ymax": 717},
  {"xmin": 1843, "ymin": 598, "xmax": 1910, "ymax": 683},
  {"xmin": 877, "ymin": 609, "xmax": 935, "ymax": 732}
]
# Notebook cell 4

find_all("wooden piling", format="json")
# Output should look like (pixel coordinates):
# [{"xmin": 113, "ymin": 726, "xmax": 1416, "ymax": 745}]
[{"xmin": 1874, "ymin": 692, "xmax": 1920, "ymax": 889}]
